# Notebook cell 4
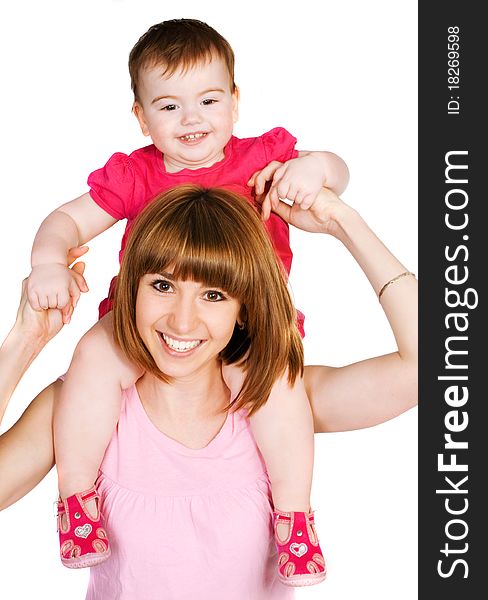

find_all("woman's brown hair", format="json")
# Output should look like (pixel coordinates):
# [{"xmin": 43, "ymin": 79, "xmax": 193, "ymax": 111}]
[{"xmin": 113, "ymin": 185, "xmax": 303, "ymax": 415}]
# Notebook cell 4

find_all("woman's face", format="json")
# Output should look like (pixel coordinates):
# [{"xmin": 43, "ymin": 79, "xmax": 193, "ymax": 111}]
[{"xmin": 136, "ymin": 272, "xmax": 241, "ymax": 379}]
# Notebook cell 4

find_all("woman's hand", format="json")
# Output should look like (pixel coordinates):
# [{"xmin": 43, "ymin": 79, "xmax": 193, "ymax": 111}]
[{"xmin": 270, "ymin": 187, "xmax": 350, "ymax": 238}]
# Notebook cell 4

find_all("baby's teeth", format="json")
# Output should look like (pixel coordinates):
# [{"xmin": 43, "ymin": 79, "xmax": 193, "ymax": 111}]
[{"xmin": 182, "ymin": 133, "xmax": 205, "ymax": 141}]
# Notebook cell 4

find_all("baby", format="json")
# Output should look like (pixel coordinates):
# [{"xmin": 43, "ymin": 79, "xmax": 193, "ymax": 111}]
[{"xmin": 27, "ymin": 19, "xmax": 349, "ymax": 586}]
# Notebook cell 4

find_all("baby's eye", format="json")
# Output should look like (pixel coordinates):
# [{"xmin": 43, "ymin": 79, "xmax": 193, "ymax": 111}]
[
  {"xmin": 204, "ymin": 290, "xmax": 225, "ymax": 302},
  {"xmin": 201, "ymin": 98, "xmax": 217, "ymax": 106},
  {"xmin": 161, "ymin": 104, "xmax": 177, "ymax": 111},
  {"xmin": 151, "ymin": 279, "xmax": 173, "ymax": 293}
]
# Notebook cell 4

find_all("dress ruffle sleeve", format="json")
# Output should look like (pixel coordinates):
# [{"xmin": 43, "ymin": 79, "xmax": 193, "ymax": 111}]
[
  {"xmin": 261, "ymin": 127, "xmax": 299, "ymax": 163},
  {"xmin": 87, "ymin": 153, "xmax": 136, "ymax": 220}
]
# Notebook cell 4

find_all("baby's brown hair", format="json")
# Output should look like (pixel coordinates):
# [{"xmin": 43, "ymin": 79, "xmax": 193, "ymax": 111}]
[{"xmin": 129, "ymin": 19, "xmax": 236, "ymax": 103}]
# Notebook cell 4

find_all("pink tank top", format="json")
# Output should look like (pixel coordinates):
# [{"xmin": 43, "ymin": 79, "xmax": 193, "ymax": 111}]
[{"xmin": 86, "ymin": 385, "xmax": 293, "ymax": 599}]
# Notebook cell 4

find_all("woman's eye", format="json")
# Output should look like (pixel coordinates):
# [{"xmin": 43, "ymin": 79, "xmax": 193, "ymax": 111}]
[
  {"xmin": 202, "ymin": 98, "xmax": 217, "ymax": 105},
  {"xmin": 161, "ymin": 104, "xmax": 177, "ymax": 111},
  {"xmin": 204, "ymin": 290, "xmax": 225, "ymax": 302},
  {"xmin": 152, "ymin": 279, "xmax": 173, "ymax": 293}
]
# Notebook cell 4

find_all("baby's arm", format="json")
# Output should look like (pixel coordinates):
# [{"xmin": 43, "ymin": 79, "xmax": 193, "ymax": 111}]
[
  {"xmin": 29, "ymin": 193, "xmax": 117, "ymax": 319},
  {"xmin": 249, "ymin": 150, "xmax": 350, "ymax": 220}
]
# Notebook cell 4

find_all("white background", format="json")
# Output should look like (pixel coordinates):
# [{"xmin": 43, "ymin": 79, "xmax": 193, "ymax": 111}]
[{"xmin": 0, "ymin": 1, "xmax": 418, "ymax": 598}]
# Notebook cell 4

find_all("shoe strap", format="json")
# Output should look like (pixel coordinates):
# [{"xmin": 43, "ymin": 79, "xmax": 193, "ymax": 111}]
[
  {"xmin": 274, "ymin": 509, "xmax": 317, "ymax": 546},
  {"xmin": 56, "ymin": 486, "xmax": 100, "ymax": 530}
]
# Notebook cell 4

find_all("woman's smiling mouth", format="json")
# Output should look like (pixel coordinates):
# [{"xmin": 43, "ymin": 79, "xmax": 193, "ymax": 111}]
[{"xmin": 159, "ymin": 332, "xmax": 204, "ymax": 354}]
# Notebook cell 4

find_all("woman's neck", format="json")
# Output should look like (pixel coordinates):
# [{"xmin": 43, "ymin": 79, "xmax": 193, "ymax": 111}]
[{"xmin": 136, "ymin": 360, "xmax": 229, "ymax": 430}]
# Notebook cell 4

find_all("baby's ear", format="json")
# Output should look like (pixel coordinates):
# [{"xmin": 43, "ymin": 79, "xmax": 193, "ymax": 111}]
[
  {"xmin": 232, "ymin": 86, "xmax": 240, "ymax": 123},
  {"xmin": 133, "ymin": 102, "xmax": 150, "ymax": 137}
]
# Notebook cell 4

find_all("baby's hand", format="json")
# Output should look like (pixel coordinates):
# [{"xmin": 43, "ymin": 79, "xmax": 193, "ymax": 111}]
[
  {"xmin": 27, "ymin": 254, "xmax": 88, "ymax": 322},
  {"xmin": 18, "ymin": 257, "xmax": 87, "ymax": 343},
  {"xmin": 248, "ymin": 155, "xmax": 326, "ymax": 221}
]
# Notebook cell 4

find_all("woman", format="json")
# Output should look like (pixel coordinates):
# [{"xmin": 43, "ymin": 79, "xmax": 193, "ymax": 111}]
[{"xmin": 0, "ymin": 186, "xmax": 417, "ymax": 598}]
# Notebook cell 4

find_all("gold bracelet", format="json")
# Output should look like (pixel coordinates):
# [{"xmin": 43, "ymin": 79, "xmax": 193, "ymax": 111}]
[{"xmin": 378, "ymin": 271, "xmax": 416, "ymax": 300}]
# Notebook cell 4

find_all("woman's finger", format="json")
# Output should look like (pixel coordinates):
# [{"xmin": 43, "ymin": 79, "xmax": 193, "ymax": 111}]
[
  {"xmin": 67, "ymin": 245, "xmax": 89, "ymax": 266},
  {"xmin": 71, "ymin": 261, "xmax": 86, "ymax": 277},
  {"xmin": 71, "ymin": 269, "xmax": 89, "ymax": 293}
]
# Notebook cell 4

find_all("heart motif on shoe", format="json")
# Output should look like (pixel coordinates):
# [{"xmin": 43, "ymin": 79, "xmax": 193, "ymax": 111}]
[
  {"xmin": 74, "ymin": 524, "xmax": 92, "ymax": 539},
  {"xmin": 290, "ymin": 542, "xmax": 308, "ymax": 558}
]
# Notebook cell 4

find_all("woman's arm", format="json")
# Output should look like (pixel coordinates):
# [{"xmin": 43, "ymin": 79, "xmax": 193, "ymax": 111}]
[
  {"xmin": 0, "ymin": 295, "xmax": 60, "ymax": 510},
  {"xmin": 0, "ymin": 291, "xmax": 61, "ymax": 510},
  {"xmin": 0, "ymin": 382, "xmax": 57, "ymax": 510},
  {"xmin": 0, "ymin": 249, "xmax": 87, "ymax": 510},
  {"xmin": 273, "ymin": 189, "xmax": 417, "ymax": 433}
]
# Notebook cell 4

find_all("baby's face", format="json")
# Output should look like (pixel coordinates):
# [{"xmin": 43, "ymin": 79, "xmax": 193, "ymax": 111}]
[{"xmin": 134, "ymin": 57, "xmax": 239, "ymax": 173}]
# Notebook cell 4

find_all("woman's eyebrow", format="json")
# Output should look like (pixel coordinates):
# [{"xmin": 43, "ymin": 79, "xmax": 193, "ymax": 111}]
[{"xmin": 152, "ymin": 271, "xmax": 175, "ymax": 280}]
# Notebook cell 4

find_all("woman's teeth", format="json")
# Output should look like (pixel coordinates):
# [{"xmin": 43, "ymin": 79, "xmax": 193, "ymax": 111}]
[{"xmin": 162, "ymin": 333, "xmax": 201, "ymax": 352}]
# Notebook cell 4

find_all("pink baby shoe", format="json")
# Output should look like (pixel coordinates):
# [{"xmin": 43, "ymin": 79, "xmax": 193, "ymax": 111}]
[
  {"xmin": 274, "ymin": 509, "xmax": 326, "ymax": 586},
  {"xmin": 57, "ymin": 486, "xmax": 110, "ymax": 568}
]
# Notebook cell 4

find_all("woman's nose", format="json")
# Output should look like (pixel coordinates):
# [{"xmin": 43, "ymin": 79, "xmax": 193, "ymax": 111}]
[{"xmin": 167, "ymin": 297, "xmax": 198, "ymax": 334}]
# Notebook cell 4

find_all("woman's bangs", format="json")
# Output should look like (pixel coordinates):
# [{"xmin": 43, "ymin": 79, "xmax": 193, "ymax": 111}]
[{"xmin": 141, "ymin": 217, "xmax": 250, "ymax": 299}]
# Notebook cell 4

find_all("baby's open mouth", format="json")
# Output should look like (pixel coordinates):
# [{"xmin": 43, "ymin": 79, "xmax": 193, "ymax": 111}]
[{"xmin": 179, "ymin": 132, "xmax": 208, "ymax": 142}]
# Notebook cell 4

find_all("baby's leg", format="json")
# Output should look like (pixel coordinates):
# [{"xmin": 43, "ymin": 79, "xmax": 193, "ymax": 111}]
[
  {"xmin": 54, "ymin": 312, "xmax": 142, "ymax": 500},
  {"xmin": 250, "ymin": 374, "xmax": 326, "ymax": 584},
  {"xmin": 249, "ymin": 374, "xmax": 314, "ymax": 522}
]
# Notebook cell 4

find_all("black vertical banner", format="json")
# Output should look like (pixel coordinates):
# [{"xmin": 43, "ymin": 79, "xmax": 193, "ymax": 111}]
[{"xmin": 419, "ymin": 2, "xmax": 485, "ymax": 598}]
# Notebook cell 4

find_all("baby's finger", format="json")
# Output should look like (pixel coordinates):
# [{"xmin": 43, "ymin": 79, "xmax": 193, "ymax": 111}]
[
  {"xmin": 254, "ymin": 162, "xmax": 283, "ymax": 195},
  {"xmin": 268, "ymin": 185, "xmax": 283, "ymax": 212},
  {"xmin": 27, "ymin": 289, "xmax": 42, "ymax": 311},
  {"xmin": 261, "ymin": 194, "xmax": 272, "ymax": 221},
  {"xmin": 254, "ymin": 168, "xmax": 274, "ymax": 196},
  {"xmin": 47, "ymin": 293, "xmax": 59, "ymax": 309},
  {"xmin": 275, "ymin": 180, "xmax": 293, "ymax": 203},
  {"xmin": 247, "ymin": 171, "xmax": 259, "ymax": 187},
  {"xmin": 300, "ymin": 193, "xmax": 316, "ymax": 211},
  {"xmin": 286, "ymin": 184, "xmax": 301, "ymax": 205},
  {"xmin": 56, "ymin": 290, "xmax": 71, "ymax": 310},
  {"xmin": 37, "ymin": 293, "xmax": 50, "ymax": 310}
]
